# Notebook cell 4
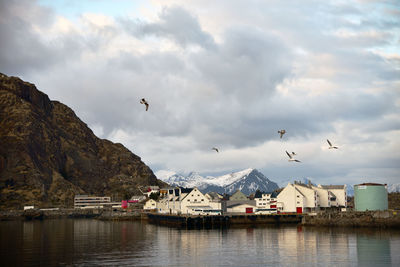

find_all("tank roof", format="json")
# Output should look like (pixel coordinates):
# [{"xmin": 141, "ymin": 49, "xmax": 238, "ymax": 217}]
[{"xmin": 355, "ymin": 183, "xmax": 387, "ymax": 186}]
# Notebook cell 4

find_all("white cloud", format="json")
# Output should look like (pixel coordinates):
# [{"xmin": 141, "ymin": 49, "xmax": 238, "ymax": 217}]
[{"xmin": 1, "ymin": 0, "xmax": 399, "ymax": 186}]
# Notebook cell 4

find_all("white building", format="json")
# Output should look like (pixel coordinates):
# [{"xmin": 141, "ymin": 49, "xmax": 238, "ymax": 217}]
[
  {"xmin": 254, "ymin": 192, "xmax": 278, "ymax": 214},
  {"xmin": 143, "ymin": 199, "xmax": 157, "ymax": 210},
  {"xmin": 277, "ymin": 183, "xmax": 307, "ymax": 213},
  {"xmin": 317, "ymin": 185, "xmax": 347, "ymax": 207},
  {"xmin": 155, "ymin": 187, "xmax": 222, "ymax": 215},
  {"xmin": 226, "ymin": 203, "xmax": 257, "ymax": 214},
  {"xmin": 74, "ymin": 195, "xmax": 112, "ymax": 209},
  {"xmin": 277, "ymin": 182, "xmax": 347, "ymax": 213}
]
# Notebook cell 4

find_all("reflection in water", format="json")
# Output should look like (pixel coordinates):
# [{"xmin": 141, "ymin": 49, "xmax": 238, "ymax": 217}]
[
  {"xmin": 0, "ymin": 219, "xmax": 399, "ymax": 266},
  {"xmin": 357, "ymin": 234, "xmax": 391, "ymax": 266}
]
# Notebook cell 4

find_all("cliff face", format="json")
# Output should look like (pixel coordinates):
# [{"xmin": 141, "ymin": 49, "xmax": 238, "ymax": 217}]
[{"xmin": 0, "ymin": 73, "xmax": 165, "ymax": 209}]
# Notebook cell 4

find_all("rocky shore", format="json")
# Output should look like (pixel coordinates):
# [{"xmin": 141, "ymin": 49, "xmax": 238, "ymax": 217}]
[
  {"xmin": 301, "ymin": 210, "xmax": 400, "ymax": 228},
  {"xmin": 0, "ymin": 208, "xmax": 142, "ymax": 221},
  {"xmin": 2, "ymin": 209, "xmax": 400, "ymax": 228}
]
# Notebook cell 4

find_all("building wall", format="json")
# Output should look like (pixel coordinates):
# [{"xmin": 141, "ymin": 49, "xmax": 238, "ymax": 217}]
[
  {"xmin": 277, "ymin": 184, "xmax": 305, "ymax": 212},
  {"xmin": 329, "ymin": 187, "xmax": 347, "ymax": 207},
  {"xmin": 294, "ymin": 184, "xmax": 317, "ymax": 209},
  {"xmin": 181, "ymin": 188, "xmax": 210, "ymax": 214},
  {"xmin": 227, "ymin": 203, "xmax": 256, "ymax": 213},
  {"xmin": 143, "ymin": 199, "xmax": 157, "ymax": 210},
  {"xmin": 312, "ymin": 186, "xmax": 329, "ymax": 208},
  {"xmin": 255, "ymin": 193, "xmax": 275, "ymax": 207}
]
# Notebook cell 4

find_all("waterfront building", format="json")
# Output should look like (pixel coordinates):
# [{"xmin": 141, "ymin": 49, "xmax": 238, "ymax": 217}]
[
  {"xmin": 226, "ymin": 203, "xmax": 257, "ymax": 214},
  {"xmin": 317, "ymin": 185, "xmax": 347, "ymax": 208},
  {"xmin": 155, "ymin": 187, "xmax": 222, "ymax": 215},
  {"xmin": 74, "ymin": 195, "xmax": 112, "ymax": 209},
  {"xmin": 277, "ymin": 182, "xmax": 347, "ymax": 213},
  {"xmin": 354, "ymin": 183, "xmax": 388, "ymax": 211},
  {"xmin": 277, "ymin": 183, "xmax": 307, "ymax": 213},
  {"xmin": 143, "ymin": 199, "xmax": 157, "ymax": 210},
  {"xmin": 222, "ymin": 191, "xmax": 255, "ymax": 213},
  {"xmin": 181, "ymin": 188, "xmax": 222, "ymax": 214},
  {"xmin": 254, "ymin": 191, "xmax": 278, "ymax": 214}
]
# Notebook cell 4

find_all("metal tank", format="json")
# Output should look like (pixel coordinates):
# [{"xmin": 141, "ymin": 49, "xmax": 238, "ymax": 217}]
[{"xmin": 354, "ymin": 183, "xmax": 388, "ymax": 211}]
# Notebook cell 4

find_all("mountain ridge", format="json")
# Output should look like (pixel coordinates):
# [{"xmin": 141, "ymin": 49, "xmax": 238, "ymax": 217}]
[{"xmin": 157, "ymin": 168, "xmax": 279, "ymax": 195}]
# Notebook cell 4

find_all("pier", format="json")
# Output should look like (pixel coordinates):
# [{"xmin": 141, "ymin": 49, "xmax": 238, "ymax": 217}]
[{"xmin": 146, "ymin": 213, "xmax": 302, "ymax": 228}]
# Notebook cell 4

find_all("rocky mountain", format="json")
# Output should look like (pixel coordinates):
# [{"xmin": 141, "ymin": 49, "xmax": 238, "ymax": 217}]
[
  {"xmin": 388, "ymin": 183, "xmax": 400, "ymax": 193},
  {"xmin": 0, "ymin": 73, "xmax": 166, "ymax": 209},
  {"xmin": 158, "ymin": 168, "xmax": 279, "ymax": 195}
]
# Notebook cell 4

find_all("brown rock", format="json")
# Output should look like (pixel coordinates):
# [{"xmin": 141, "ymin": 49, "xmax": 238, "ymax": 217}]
[{"xmin": 0, "ymin": 73, "xmax": 166, "ymax": 209}]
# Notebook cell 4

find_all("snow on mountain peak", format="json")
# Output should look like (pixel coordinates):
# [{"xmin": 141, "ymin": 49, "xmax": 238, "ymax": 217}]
[
  {"xmin": 157, "ymin": 168, "xmax": 278, "ymax": 195},
  {"xmin": 388, "ymin": 183, "xmax": 400, "ymax": 193},
  {"xmin": 155, "ymin": 170, "xmax": 176, "ymax": 180}
]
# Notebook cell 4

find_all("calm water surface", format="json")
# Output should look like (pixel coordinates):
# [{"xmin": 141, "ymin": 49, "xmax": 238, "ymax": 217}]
[{"xmin": 0, "ymin": 219, "xmax": 399, "ymax": 266}]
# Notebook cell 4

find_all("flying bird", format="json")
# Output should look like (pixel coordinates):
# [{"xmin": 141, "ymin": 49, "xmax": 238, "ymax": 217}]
[
  {"xmin": 278, "ymin": 130, "xmax": 286, "ymax": 139},
  {"xmin": 291, "ymin": 152, "xmax": 297, "ymax": 156},
  {"xmin": 140, "ymin": 98, "xmax": 149, "ymax": 111},
  {"xmin": 286, "ymin": 151, "xmax": 301, "ymax": 162},
  {"xmin": 212, "ymin": 147, "xmax": 219, "ymax": 153},
  {"xmin": 327, "ymin": 139, "xmax": 338, "ymax": 149}
]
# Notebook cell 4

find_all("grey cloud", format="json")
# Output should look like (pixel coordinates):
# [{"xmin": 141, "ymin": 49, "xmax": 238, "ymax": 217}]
[
  {"xmin": 0, "ymin": 0, "xmax": 117, "ymax": 76},
  {"xmin": 192, "ymin": 27, "xmax": 292, "ymax": 101},
  {"xmin": 120, "ymin": 6, "xmax": 216, "ymax": 49},
  {"xmin": 0, "ymin": 0, "xmax": 59, "ymax": 74}
]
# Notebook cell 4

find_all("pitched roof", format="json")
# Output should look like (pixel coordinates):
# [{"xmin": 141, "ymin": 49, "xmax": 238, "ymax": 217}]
[
  {"xmin": 230, "ymin": 190, "xmax": 248, "ymax": 200},
  {"xmin": 206, "ymin": 192, "xmax": 223, "ymax": 200},
  {"xmin": 320, "ymin": 185, "xmax": 345, "ymax": 189},
  {"xmin": 254, "ymin": 191, "xmax": 263, "ymax": 199},
  {"xmin": 180, "ymin": 187, "xmax": 193, "ymax": 194}
]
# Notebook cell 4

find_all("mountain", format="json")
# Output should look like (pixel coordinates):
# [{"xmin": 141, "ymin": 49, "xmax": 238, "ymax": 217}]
[
  {"xmin": 388, "ymin": 183, "xmax": 400, "ymax": 193},
  {"xmin": 158, "ymin": 168, "xmax": 279, "ymax": 195},
  {"xmin": 0, "ymin": 73, "xmax": 166, "ymax": 209}
]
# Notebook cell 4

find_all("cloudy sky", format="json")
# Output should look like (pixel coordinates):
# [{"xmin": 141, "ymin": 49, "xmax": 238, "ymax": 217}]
[{"xmin": 1, "ymin": 0, "xmax": 399, "ymax": 186}]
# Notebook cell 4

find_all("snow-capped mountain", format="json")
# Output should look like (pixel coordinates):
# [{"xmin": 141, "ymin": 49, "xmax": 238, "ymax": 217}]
[
  {"xmin": 157, "ymin": 168, "xmax": 279, "ymax": 195},
  {"xmin": 388, "ymin": 183, "xmax": 400, "ymax": 193}
]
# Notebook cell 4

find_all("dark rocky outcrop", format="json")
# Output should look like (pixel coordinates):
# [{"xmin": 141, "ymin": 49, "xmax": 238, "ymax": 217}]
[{"xmin": 0, "ymin": 73, "xmax": 166, "ymax": 209}]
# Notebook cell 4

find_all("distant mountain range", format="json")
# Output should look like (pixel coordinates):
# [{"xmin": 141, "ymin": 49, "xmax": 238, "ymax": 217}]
[
  {"xmin": 157, "ymin": 168, "xmax": 279, "ymax": 195},
  {"xmin": 388, "ymin": 183, "xmax": 400, "ymax": 193}
]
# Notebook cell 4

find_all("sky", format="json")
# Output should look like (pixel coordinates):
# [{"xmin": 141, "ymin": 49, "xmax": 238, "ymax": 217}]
[{"xmin": 0, "ymin": 0, "xmax": 399, "ymax": 186}]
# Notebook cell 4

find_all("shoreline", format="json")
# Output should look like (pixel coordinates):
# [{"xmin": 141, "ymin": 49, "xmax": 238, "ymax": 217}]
[{"xmin": 1, "ymin": 209, "xmax": 399, "ymax": 228}]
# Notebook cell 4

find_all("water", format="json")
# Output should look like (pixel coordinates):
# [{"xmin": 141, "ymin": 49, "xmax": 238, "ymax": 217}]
[{"xmin": 0, "ymin": 219, "xmax": 399, "ymax": 266}]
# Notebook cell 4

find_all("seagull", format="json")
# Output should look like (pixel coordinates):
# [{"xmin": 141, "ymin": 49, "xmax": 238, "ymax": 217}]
[
  {"xmin": 327, "ymin": 139, "xmax": 338, "ymax": 149},
  {"xmin": 212, "ymin": 147, "xmax": 219, "ymax": 153},
  {"xmin": 278, "ymin": 130, "xmax": 286, "ymax": 139},
  {"xmin": 140, "ymin": 98, "xmax": 149, "ymax": 111},
  {"xmin": 286, "ymin": 150, "xmax": 301, "ymax": 162},
  {"xmin": 291, "ymin": 152, "xmax": 297, "ymax": 156}
]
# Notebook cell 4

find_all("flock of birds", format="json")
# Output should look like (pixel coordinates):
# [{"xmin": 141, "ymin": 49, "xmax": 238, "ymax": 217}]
[
  {"xmin": 139, "ymin": 97, "xmax": 339, "ymax": 163},
  {"xmin": 278, "ymin": 130, "xmax": 339, "ymax": 163}
]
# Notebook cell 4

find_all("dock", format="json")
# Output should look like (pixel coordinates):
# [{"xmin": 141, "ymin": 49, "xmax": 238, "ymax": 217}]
[{"xmin": 146, "ymin": 213, "xmax": 302, "ymax": 228}]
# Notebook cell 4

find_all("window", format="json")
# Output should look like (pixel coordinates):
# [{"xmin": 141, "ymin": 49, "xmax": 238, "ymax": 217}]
[
  {"xmin": 297, "ymin": 195, "xmax": 300, "ymax": 198},
  {"xmin": 201, "ymin": 199, "xmax": 204, "ymax": 201},
  {"xmin": 297, "ymin": 201, "xmax": 300, "ymax": 204}
]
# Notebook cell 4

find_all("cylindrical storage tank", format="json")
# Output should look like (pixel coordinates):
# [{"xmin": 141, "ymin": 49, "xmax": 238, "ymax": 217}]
[{"xmin": 354, "ymin": 183, "xmax": 388, "ymax": 211}]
